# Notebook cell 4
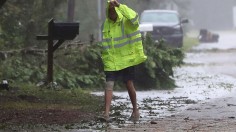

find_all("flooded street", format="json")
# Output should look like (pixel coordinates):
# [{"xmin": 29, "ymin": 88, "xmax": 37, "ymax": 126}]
[
  {"xmin": 15, "ymin": 31, "xmax": 236, "ymax": 132},
  {"xmin": 187, "ymin": 31, "xmax": 236, "ymax": 78},
  {"xmin": 92, "ymin": 31, "xmax": 236, "ymax": 130}
]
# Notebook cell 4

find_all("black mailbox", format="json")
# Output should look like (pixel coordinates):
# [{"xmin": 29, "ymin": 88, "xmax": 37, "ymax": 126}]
[
  {"xmin": 36, "ymin": 18, "xmax": 80, "ymax": 84},
  {"xmin": 52, "ymin": 22, "xmax": 79, "ymax": 40}
]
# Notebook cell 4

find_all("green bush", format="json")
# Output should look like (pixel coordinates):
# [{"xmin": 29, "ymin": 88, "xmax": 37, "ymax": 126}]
[
  {"xmin": 0, "ymin": 35, "xmax": 184, "ymax": 90},
  {"xmin": 135, "ymin": 34, "xmax": 185, "ymax": 89}
]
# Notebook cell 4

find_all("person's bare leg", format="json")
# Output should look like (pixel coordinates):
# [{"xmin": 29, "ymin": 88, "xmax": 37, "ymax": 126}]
[
  {"xmin": 104, "ymin": 81, "xmax": 114, "ymax": 120},
  {"xmin": 126, "ymin": 80, "xmax": 139, "ymax": 122}
]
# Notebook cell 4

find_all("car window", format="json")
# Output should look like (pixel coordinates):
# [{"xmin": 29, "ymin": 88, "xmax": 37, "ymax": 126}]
[{"xmin": 140, "ymin": 12, "xmax": 179, "ymax": 24}]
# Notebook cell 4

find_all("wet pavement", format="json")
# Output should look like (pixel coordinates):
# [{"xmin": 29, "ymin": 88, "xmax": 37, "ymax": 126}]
[
  {"xmin": 186, "ymin": 31, "xmax": 236, "ymax": 78},
  {"xmin": 105, "ymin": 31, "xmax": 236, "ymax": 131},
  {"xmin": 2, "ymin": 31, "xmax": 236, "ymax": 132},
  {"xmin": 21, "ymin": 31, "xmax": 235, "ymax": 132}
]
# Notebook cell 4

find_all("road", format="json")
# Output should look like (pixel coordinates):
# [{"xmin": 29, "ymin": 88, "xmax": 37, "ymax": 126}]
[
  {"xmin": 187, "ymin": 31, "xmax": 236, "ymax": 78},
  {"xmin": 108, "ymin": 31, "xmax": 236, "ymax": 131}
]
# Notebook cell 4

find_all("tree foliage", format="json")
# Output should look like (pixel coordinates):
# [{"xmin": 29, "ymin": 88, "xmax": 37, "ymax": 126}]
[
  {"xmin": 0, "ymin": 0, "xmax": 190, "ymax": 46},
  {"xmin": 0, "ymin": 0, "xmax": 185, "ymax": 90},
  {"xmin": 0, "ymin": 0, "xmax": 66, "ymax": 49}
]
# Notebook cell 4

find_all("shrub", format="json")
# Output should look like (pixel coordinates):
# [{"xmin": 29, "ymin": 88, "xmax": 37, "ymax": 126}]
[{"xmin": 0, "ymin": 35, "xmax": 184, "ymax": 90}]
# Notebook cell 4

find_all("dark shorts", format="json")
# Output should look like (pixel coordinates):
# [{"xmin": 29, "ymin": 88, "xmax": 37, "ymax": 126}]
[{"xmin": 105, "ymin": 66, "xmax": 135, "ymax": 83}]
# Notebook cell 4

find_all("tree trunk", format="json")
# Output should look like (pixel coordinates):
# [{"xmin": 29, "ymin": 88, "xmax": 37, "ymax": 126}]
[
  {"xmin": 0, "ymin": 0, "xmax": 7, "ymax": 8},
  {"xmin": 67, "ymin": 0, "xmax": 75, "ymax": 22}
]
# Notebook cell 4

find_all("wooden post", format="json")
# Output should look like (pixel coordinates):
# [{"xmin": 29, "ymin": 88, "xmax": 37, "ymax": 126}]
[
  {"xmin": 67, "ymin": 0, "xmax": 75, "ymax": 22},
  {"xmin": 0, "ymin": 0, "xmax": 7, "ymax": 8},
  {"xmin": 47, "ymin": 19, "xmax": 54, "ymax": 84}
]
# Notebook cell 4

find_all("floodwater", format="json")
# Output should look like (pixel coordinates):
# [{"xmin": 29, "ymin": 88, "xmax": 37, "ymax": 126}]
[{"xmin": 90, "ymin": 30, "xmax": 236, "ymax": 130}]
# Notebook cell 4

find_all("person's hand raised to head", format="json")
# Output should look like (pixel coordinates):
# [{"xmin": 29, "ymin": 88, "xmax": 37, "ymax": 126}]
[{"xmin": 109, "ymin": 0, "xmax": 120, "ymax": 8}]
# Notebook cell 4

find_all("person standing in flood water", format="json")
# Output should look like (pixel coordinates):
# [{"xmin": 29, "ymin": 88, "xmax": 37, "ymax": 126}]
[{"xmin": 100, "ymin": 0, "xmax": 147, "ymax": 123}]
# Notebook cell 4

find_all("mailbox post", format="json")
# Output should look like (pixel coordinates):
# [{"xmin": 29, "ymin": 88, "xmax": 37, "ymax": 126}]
[{"xmin": 37, "ymin": 18, "xmax": 79, "ymax": 84}]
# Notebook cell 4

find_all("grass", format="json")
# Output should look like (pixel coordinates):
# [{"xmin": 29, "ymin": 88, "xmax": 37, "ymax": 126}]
[
  {"xmin": 0, "ymin": 83, "xmax": 103, "ymax": 112},
  {"xmin": 1, "ymin": 101, "xmax": 82, "ymax": 110},
  {"xmin": 182, "ymin": 36, "xmax": 199, "ymax": 52},
  {"xmin": 182, "ymin": 30, "xmax": 200, "ymax": 52}
]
